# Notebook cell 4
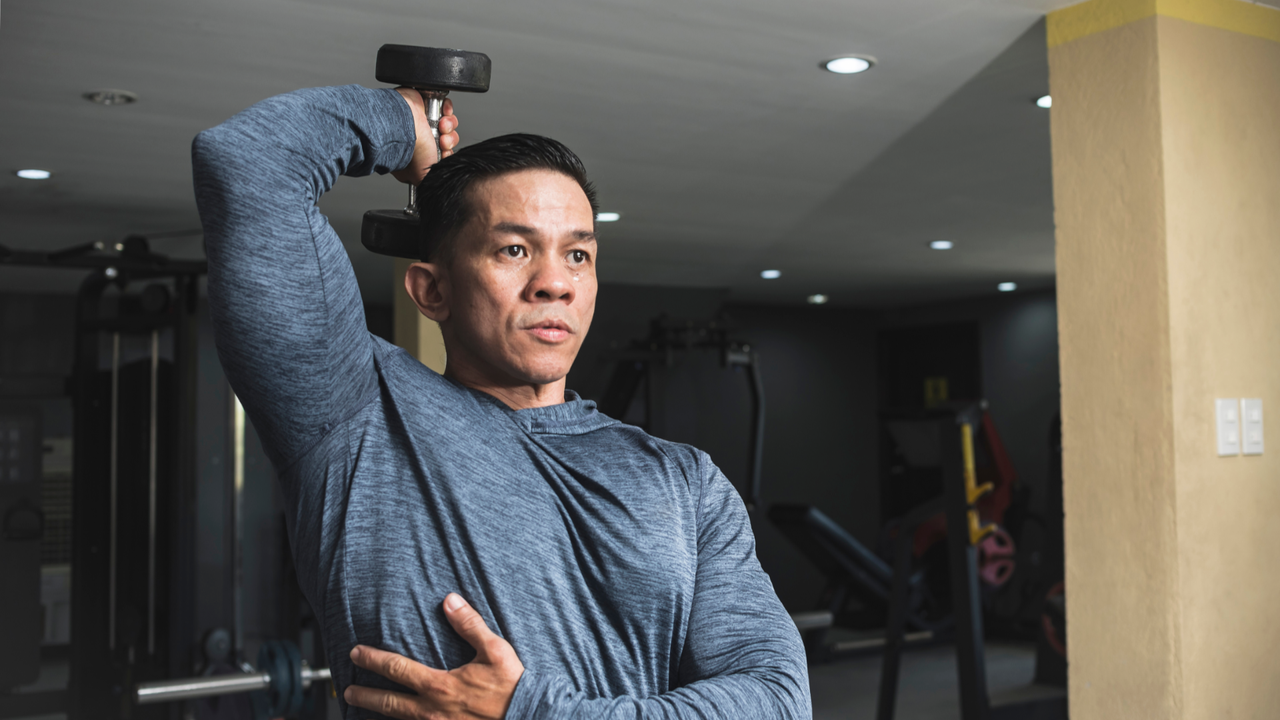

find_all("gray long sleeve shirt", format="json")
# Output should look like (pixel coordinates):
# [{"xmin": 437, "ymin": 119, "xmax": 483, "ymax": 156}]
[{"xmin": 192, "ymin": 84, "xmax": 809, "ymax": 719}]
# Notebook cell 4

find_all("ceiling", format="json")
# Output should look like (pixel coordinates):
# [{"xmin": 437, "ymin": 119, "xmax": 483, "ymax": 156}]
[{"xmin": 0, "ymin": 0, "xmax": 1064, "ymax": 307}]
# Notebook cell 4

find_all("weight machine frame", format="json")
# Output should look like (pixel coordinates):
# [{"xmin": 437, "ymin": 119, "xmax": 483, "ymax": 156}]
[
  {"xmin": 875, "ymin": 405, "xmax": 1066, "ymax": 720},
  {"xmin": 1, "ymin": 239, "xmax": 206, "ymax": 720}
]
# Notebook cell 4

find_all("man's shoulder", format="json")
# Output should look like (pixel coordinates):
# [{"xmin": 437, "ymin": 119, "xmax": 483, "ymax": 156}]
[
  {"xmin": 369, "ymin": 334, "xmax": 449, "ymax": 389},
  {"xmin": 364, "ymin": 335, "xmax": 494, "ymax": 423},
  {"xmin": 588, "ymin": 419, "xmax": 714, "ymax": 481}
]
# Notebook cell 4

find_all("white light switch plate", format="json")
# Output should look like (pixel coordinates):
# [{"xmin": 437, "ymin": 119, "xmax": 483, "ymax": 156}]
[
  {"xmin": 1242, "ymin": 398, "xmax": 1264, "ymax": 456},
  {"xmin": 1216, "ymin": 398, "xmax": 1241, "ymax": 456}
]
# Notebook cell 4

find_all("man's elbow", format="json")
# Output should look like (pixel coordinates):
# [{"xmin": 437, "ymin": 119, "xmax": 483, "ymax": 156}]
[
  {"xmin": 768, "ymin": 666, "xmax": 812, "ymax": 720},
  {"xmin": 727, "ymin": 655, "xmax": 810, "ymax": 719},
  {"xmin": 191, "ymin": 126, "xmax": 234, "ymax": 175}
]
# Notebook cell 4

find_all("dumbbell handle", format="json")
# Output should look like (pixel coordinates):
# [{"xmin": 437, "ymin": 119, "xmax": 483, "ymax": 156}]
[
  {"xmin": 134, "ymin": 665, "xmax": 331, "ymax": 704},
  {"xmin": 423, "ymin": 91, "xmax": 447, "ymax": 161},
  {"xmin": 404, "ymin": 90, "xmax": 449, "ymax": 216}
]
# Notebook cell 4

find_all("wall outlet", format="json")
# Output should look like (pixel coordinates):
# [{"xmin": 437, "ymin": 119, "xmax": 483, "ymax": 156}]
[
  {"xmin": 1242, "ymin": 398, "xmax": 1264, "ymax": 456},
  {"xmin": 1216, "ymin": 398, "xmax": 1241, "ymax": 456}
]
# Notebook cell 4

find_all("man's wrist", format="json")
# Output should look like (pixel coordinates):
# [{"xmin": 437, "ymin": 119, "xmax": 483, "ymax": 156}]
[
  {"xmin": 380, "ymin": 86, "xmax": 420, "ymax": 174},
  {"xmin": 503, "ymin": 666, "xmax": 550, "ymax": 720}
]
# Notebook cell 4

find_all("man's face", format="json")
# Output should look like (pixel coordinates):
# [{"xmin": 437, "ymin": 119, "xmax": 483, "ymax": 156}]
[{"xmin": 443, "ymin": 169, "xmax": 597, "ymax": 386}]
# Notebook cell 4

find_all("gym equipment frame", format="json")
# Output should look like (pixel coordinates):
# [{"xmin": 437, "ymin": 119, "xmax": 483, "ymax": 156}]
[{"xmin": 0, "ymin": 236, "xmax": 204, "ymax": 719}]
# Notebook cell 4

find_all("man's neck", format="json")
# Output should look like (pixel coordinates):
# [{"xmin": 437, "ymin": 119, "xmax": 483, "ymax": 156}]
[{"xmin": 444, "ymin": 362, "xmax": 567, "ymax": 411}]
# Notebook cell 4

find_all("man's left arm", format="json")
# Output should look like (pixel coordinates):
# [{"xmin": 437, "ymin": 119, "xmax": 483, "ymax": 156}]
[{"xmin": 345, "ymin": 462, "xmax": 811, "ymax": 720}]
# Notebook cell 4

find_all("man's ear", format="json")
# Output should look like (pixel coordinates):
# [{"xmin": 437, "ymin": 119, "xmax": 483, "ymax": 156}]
[{"xmin": 404, "ymin": 262, "xmax": 450, "ymax": 323}]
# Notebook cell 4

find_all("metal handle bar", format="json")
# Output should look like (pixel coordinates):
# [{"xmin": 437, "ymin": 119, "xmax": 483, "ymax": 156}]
[
  {"xmin": 404, "ymin": 90, "xmax": 449, "ymax": 217},
  {"xmin": 135, "ymin": 665, "xmax": 331, "ymax": 704}
]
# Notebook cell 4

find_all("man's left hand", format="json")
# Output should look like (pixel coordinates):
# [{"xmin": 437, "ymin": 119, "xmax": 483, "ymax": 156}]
[{"xmin": 344, "ymin": 593, "xmax": 524, "ymax": 720}]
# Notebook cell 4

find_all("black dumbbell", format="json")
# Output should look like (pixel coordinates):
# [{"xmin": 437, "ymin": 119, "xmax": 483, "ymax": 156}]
[{"xmin": 362, "ymin": 44, "xmax": 492, "ymax": 260}]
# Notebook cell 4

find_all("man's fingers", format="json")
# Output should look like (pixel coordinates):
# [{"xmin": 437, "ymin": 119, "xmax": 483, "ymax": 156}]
[
  {"xmin": 343, "ymin": 684, "xmax": 423, "ymax": 720},
  {"xmin": 442, "ymin": 593, "xmax": 507, "ymax": 660},
  {"xmin": 438, "ymin": 115, "xmax": 459, "ymax": 156},
  {"xmin": 350, "ymin": 645, "xmax": 445, "ymax": 692}
]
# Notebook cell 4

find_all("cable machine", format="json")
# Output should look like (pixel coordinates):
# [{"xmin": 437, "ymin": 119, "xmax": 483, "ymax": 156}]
[{"xmin": 1, "ymin": 236, "xmax": 204, "ymax": 719}]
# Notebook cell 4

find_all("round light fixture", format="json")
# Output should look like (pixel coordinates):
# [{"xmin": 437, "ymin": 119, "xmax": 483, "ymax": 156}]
[
  {"xmin": 760, "ymin": 269, "xmax": 782, "ymax": 280},
  {"xmin": 822, "ymin": 56, "xmax": 876, "ymax": 75},
  {"xmin": 595, "ymin": 212, "xmax": 620, "ymax": 222},
  {"xmin": 83, "ymin": 89, "xmax": 139, "ymax": 106},
  {"xmin": 998, "ymin": 282, "xmax": 1017, "ymax": 292},
  {"xmin": 930, "ymin": 240, "xmax": 954, "ymax": 250},
  {"xmin": 807, "ymin": 293, "xmax": 829, "ymax": 305},
  {"xmin": 1035, "ymin": 95, "xmax": 1052, "ymax": 109},
  {"xmin": 16, "ymin": 169, "xmax": 52, "ymax": 180}
]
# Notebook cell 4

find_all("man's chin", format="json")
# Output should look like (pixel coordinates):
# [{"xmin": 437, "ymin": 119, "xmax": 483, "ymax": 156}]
[
  {"xmin": 507, "ymin": 355, "xmax": 575, "ymax": 387},
  {"xmin": 512, "ymin": 367, "xmax": 570, "ymax": 387}
]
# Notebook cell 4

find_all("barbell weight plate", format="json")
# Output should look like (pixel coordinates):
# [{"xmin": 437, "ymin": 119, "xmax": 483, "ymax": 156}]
[
  {"xmin": 281, "ymin": 640, "xmax": 304, "ymax": 718},
  {"xmin": 376, "ymin": 44, "xmax": 491, "ymax": 94},
  {"xmin": 253, "ymin": 639, "xmax": 305, "ymax": 719},
  {"xmin": 362, "ymin": 209, "xmax": 423, "ymax": 259}
]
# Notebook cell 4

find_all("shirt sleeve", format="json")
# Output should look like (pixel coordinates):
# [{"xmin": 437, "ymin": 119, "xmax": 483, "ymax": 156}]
[
  {"xmin": 504, "ymin": 461, "xmax": 812, "ymax": 719},
  {"xmin": 191, "ymin": 85, "xmax": 416, "ymax": 469}
]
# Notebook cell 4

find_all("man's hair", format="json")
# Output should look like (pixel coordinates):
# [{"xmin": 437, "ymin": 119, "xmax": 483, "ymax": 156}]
[{"xmin": 415, "ymin": 133, "xmax": 599, "ymax": 263}]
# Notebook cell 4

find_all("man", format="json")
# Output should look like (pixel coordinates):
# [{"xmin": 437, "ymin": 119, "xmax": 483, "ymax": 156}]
[{"xmin": 193, "ymin": 83, "xmax": 808, "ymax": 719}]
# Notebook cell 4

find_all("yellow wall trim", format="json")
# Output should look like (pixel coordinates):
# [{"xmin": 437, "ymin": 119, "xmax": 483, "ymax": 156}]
[{"xmin": 1048, "ymin": 0, "xmax": 1280, "ymax": 47}]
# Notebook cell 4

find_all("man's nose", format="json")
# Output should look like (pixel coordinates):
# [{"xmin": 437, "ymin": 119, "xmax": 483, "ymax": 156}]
[{"xmin": 524, "ymin": 253, "xmax": 575, "ymax": 304}]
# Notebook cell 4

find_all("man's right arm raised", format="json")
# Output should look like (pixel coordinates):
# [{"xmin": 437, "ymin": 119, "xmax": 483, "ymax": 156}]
[{"xmin": 192, "ymin": 86, "xmax": 416, "ymax": 469}]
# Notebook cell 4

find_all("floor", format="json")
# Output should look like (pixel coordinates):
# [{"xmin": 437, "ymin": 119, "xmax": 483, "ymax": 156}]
[{"xmin": 810, "ymin": 641, "xmax": 1065, "ymax": 720}]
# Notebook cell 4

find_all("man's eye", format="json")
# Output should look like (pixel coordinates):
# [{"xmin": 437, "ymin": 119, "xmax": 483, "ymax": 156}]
[
  {"xmin": 569, "ymin": 250, "xmax": 589, "ymax": 264},
  {"xmin": 502, "ymin": 246, "xmax": 526, "ymax": 258}
]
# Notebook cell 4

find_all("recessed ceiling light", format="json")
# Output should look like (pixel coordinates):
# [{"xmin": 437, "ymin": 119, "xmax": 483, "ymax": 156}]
[
  {"xmin": 822, "ymin": 56, "xmax": 876, "ymax": 75},
  {"xmin": 998, "ymin": 282, "xmax": 1017, "ymax": 292},
  {"xmin": 1035, "ymin": 95, "xmax": 1052, "ymax": 109},
  {"xmin": 807, "ymin": 293, "xmax": 829, "ymax": 305},
  {"xmin": 16, "ymin": 169, "xmax": 52, "ymax": 180},
  {"xmin": 930, "ymin": 240, "xmax": 954, "ymax": 250},
  {"xmin": 595, "ymin": 212, "xmax": 620, "ymax": 222},
  {"xmin": 83, "ymin": 89, "xmax": 139, "ymax": 106},
  {"xmin": 760, "ymin": 269, "xmax": 782, "ymax": 280}
]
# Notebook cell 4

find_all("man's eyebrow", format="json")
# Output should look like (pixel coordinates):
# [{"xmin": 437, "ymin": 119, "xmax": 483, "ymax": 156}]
[
  {"xmin": 492, "ymin": 222, "xmax": 537, "ymax": 236},
  {"xmin": 491, "ymin": 222, "xmax": 596, "ymax": 242}
]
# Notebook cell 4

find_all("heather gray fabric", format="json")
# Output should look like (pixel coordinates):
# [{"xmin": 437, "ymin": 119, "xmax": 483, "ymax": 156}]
[{"xmin": 192, "ymin": 85, "xmax": 809, "ymax": 719}]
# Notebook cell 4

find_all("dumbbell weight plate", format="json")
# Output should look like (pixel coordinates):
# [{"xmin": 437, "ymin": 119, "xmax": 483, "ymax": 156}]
[
  {"xmin": 361, "ymin": 209, "xmax": 421, "ymax": 259},
  {"xmin": 375, "ymin": 45, "xmax": 491, "ymax": 93}
]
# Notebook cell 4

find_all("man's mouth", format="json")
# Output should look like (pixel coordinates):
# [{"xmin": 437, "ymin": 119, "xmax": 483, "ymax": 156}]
[{"xmin": 527, "ymin": 319, "xmax": 572, "ymax": 343}]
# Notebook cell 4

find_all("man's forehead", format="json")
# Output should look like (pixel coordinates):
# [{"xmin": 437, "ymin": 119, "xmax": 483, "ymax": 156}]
[
  {"xmin": 469, "ymin": 171, "xmax": 594, "ymax": 233},
  {"xmin": 472, "ymin": 168, "xmax": 588, "ymax": 204}
]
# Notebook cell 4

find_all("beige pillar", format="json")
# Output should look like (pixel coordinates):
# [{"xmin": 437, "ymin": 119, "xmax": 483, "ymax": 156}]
[
  {"xmin": 1048, "ymin": 1, "xmax": 1280, "ymax": 718},
  {"xmin": 392, "ymin": 258, "xmax": 447, "ymax": 374}
]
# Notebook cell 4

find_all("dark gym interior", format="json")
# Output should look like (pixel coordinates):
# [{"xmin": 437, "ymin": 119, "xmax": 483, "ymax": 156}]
[
  {"xmin": 4, "ymin": 0, "xmax": 1277, "ymax": 719},
  {"xmin": 5, "ymin": 2, "xmax": 1063, "ymax": 718}
]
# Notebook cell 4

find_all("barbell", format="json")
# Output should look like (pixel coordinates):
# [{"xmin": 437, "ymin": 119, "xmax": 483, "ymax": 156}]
[{"xmin": 135, "ymin": 639, "xmax": 328, "ymax": 718}]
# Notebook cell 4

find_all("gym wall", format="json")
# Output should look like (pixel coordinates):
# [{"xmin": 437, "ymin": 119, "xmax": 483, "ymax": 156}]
[
  {"xmin": 878, "ymin": 289, "xmax": 1061, "ymax": 516},
  {"xmin": 0, "ymin": 293, "xmax": 76, "ymax": 439},
  {"xmin": 1049, "ymin": 3, "xmax": 1280, "ymax": 715}
]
